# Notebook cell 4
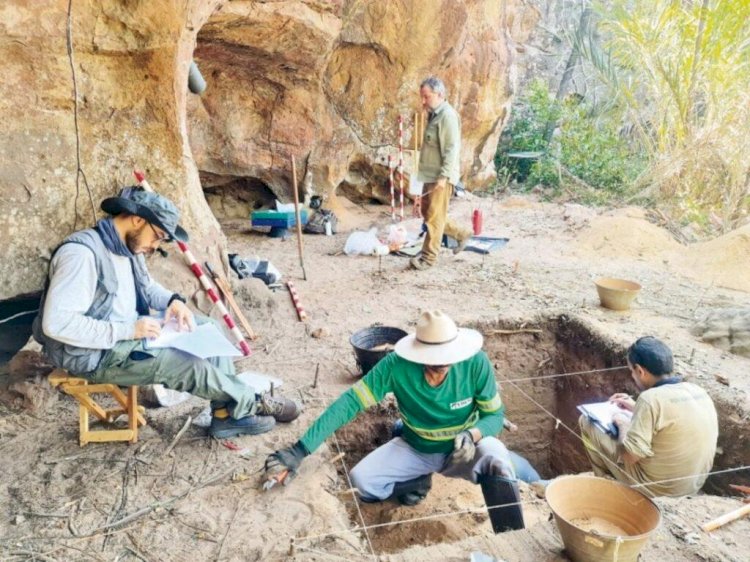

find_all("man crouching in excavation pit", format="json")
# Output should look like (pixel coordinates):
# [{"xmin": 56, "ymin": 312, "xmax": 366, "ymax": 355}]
[
  {"xmin": 265, "ymin": 311, "xmax": 538, "ymax": 533},
  {"xmin": 579, "ymin": 336, "xmax": 718, "ymax": 497}
]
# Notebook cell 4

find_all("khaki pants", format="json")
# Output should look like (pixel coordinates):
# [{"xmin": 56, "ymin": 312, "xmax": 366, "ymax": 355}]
[
  {"xmin": 420, "ymin": 182, "xmax": 472, "ymax": 265},
  {"xmin": 579, "ymin": 415, "xmax": 641, "ymax": 486},
  {"xmin": 88, "ymin": 317, "xmax": 258, "ymax": 419}
]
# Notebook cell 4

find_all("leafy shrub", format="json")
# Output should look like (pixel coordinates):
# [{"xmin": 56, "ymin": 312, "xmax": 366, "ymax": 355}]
[{"xmin": 496, "ymin": 80, "xmax": 646, "ymax": 201}]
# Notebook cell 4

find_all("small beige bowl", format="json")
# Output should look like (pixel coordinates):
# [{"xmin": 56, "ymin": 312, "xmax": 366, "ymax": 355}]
[{"xmin": 595, "ymin": 277, "xmax": 641, "ymax": 311}]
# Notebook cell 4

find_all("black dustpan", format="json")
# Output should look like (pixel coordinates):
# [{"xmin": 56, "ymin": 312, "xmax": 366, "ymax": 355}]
[{"xmin": 478, "ymin": 474, "xmax": 525, "ymax": 533}]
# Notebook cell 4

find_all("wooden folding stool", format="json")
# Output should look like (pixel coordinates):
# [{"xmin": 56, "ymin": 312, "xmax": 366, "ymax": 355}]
[{"xmin": 48, "ymin": 368, "xmax": 146, "ymax": 446}]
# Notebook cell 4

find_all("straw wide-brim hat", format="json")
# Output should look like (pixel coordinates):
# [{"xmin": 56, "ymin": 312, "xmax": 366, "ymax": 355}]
[{"xmin": 394, "ymin": 310, "xmax": 483, "ymax": 365}]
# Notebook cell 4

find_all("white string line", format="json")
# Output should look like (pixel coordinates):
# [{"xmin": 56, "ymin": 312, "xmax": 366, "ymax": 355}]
[
  {"xmin": 499, "ymin": 373, "xmax": 659, "ymax": 498},
  {"xmin": 331, "ymin": 432, "xmax": 376, "ymax": 558},
  {"xmin": 629, "ymin": 465, "xmax": 750, "ymax": 489},
  {"xmin": 499, "ymin": 372, "xmax": 750, "ymax": 540},
  {"xmin": 294, "ymin": 368, "xmax": 746, "ymax": 549},
  {"xmin": 292, "ymin": 458, "xmax": 750, "ymax": 547},
  {"xmin": 295, "ymin": 543, "xmax": 360, "ymax": 561},
  {"xmin": 294, "ymin": 498, "xmax": 546, "ymax": 544},
  {"xmin": 0, "ymin": 309, "xmax": 38, "ymax": 325},
  {"xmin": 502, "ymin": 365, "xmax": 627, "ymax": 384}
]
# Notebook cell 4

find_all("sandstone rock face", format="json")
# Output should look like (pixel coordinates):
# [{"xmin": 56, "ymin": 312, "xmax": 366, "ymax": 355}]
[
  {"xmin": 189, "ymin": 0, "xmax": 537, "ymax": 205},
  {"xmin": 0, "ymin": 0, "xmax": 224, "ymax": 300},
  {"xmin": 1, "ymin": 0, "xmax": 535, "ymax": 301}
]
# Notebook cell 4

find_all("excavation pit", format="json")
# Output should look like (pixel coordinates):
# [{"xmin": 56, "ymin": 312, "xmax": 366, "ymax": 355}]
[{"xmin": 330, "ymin": 313, "xmax": 749, "ymax": 555}]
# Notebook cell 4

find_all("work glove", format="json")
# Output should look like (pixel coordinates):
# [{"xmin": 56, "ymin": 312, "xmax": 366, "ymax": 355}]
[
  {"xmin": 447, "ymin": 430, "xmax": 476, "ymax": 467},
  {"xmin": 264, "ymin": 441, "xmax": 309, "ymax": 485}
]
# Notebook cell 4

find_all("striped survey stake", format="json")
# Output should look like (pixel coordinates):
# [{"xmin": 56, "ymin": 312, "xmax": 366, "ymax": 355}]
[
  {"xmin": 388, "ymin": 154, "xmax": 395, "ymax": 221},
  {"xmin": 286, "ymin": 281, "xmax": 307, "ymax": 321},
  {"xmin": 133, "ymin": 170, "xmax": 252, "ymax": 357},
  {"xmin": 398, "ymin": 114, "xmax": 404, "ymax": 220}
]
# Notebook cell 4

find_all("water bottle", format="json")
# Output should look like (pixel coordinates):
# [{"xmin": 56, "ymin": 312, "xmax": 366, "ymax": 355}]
[{"xmin": 472, "ymin": 209, "xmax": 483, "ymax": 236}]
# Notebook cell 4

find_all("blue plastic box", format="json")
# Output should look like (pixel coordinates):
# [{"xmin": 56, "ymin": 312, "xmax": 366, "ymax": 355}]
[{"xmin": 251, "ymin": 210, "xmax": 308, "ymax": 228}]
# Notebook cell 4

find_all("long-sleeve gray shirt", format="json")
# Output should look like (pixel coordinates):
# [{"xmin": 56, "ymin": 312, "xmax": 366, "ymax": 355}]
[{"xmin": 42, "ymin": 243, "xmax": 172, "ymax": 349}]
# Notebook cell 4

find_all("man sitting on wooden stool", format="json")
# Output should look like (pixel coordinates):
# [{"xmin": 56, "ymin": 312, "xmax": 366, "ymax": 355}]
[
  {"xmin": 33, "ymin": 186, "xmax": 299, "ymax": 438},
  {"xmin": 579, "ymin": 336, "xmax": 718, "ymax": 496}
]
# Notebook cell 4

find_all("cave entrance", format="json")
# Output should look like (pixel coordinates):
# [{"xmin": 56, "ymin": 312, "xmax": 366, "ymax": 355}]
[
  {"xmin": 330, "ymin": 313, "xmax": 748, "ymax": 555},
  {"xmin": 200, "ymin": 172, "xmax": 276, "ymax": 222}
]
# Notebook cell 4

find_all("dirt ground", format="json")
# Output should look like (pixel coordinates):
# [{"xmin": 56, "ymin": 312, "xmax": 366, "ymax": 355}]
[{"xmin": 1, "ymin": 193, "xmax": 749, "ymax": 561}]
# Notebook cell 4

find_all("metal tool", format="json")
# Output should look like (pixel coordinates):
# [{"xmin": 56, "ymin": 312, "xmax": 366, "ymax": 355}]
[{"xmin": 262, "ymin": 469, "xmax": 289, "ymax": 491}]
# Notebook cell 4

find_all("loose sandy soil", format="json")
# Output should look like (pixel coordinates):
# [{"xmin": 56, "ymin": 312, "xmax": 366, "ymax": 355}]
[{"xmin": 1, "ymin": 194, "xmax": 749, "ymax": 561}]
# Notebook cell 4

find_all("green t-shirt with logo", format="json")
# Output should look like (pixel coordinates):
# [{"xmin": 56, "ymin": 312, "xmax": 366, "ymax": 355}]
[{"xmin": 299, "ymin": 351, "xmax": 505, "ymax": 455}]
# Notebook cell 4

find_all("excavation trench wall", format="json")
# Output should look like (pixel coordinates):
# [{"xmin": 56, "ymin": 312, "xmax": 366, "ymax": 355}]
[{"xmin": 332, "ymin": 313, "xmax": 749, "ymax": 554}]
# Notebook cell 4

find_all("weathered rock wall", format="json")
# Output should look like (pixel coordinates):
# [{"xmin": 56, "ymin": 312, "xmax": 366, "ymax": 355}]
[
  {"xmin": 188, "ymin": 0, "xmax": 539, "ymax": 204},
  {"xmin": 0, "ymin": 0, "xmax": 223, "ymax": 300},
  {"xmin": 0, "ymin": 0, "xmax": 537, "ymax": 301}
]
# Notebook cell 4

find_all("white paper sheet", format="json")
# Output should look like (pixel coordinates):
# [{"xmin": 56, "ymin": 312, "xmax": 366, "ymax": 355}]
[
  {"xmin": 577, "ymin": 400, "xmax": 633, "ymax": 436},
  {"xmin": 145, "ymin": 320, "xmax": 242, "ymax": 359}
]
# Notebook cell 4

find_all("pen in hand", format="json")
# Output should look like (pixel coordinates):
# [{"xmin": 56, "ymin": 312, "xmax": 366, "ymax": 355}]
[{"xmin": 134, "ymin": 317, "xmax": 162, "ymax": 340}]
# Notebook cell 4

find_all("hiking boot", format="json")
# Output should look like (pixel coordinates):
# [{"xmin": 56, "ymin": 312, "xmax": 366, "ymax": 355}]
[
  {"xmin": 392, "ymin": 474, "xmax": 432, "ymax": 506},
  {"xmin": 209, "ymin": 414, "xmax": 275, "ymax": 438},
  {"xmin": 398, "ymin": 490, "xmax": 429, "ymax": 506},
  {"xmin": 409, "ymin": 257, "xmax": 433, "ymax": 270},
  {"xmin": 256, "ymin": 393, "xmax": 302, "ymax": 423}
]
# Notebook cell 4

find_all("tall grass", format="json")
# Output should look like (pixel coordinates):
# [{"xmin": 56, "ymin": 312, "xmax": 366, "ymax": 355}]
[{"xmin": 583, "ymin": 0, "xmax": 750, "ymax": 230}]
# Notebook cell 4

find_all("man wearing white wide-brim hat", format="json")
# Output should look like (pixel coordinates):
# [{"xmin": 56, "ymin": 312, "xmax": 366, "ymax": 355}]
[{"xmin": 266, "ymin": 311, "xmax": 526, "ymax": 531}]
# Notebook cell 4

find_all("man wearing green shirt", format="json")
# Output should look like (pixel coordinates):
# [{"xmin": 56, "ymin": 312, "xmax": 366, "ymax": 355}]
[
  {"xmin": 265, "ymin": 311, "xmax": 525, "ymax": 532},
  {"xmin": 411, "ymin": 76, "xmax": 472, "ymax": 271}
]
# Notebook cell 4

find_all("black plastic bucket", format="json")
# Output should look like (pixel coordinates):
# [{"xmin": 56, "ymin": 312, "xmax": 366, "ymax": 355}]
[
  {"xmin": 478, "ymin": 474, "xmax": 525, "ymax": 533},
  {"xmin": 350, "ymin": 326, "xmax": 408, "ymax": 377}
]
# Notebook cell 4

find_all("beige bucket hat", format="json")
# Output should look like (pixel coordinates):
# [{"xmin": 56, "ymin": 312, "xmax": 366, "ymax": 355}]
[{"xmin": 394, "ymin": 311, "xmax": 483, "ymax": 365}]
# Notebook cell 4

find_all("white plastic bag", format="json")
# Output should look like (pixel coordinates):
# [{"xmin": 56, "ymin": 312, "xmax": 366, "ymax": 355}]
[
  {"xmin": 344, "ymin": 228, "xmax": 381, "ymax": 256},
  {"xmin": 386, "ymin": 225, "xmax": 408, "ymax": 246}
]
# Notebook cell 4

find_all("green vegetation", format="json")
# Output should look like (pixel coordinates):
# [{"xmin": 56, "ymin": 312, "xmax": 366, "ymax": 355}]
[
  {"xmin": 496, "ymin": 0, "xmax": 750, "ymax": 231},
  {"xmin": 495, "ymin": 80, "xmax": 645, "ymax": 203}
]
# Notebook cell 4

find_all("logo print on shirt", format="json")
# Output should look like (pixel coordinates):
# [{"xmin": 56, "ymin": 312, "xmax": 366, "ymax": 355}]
[{"xmin": 450, "ymin": 398, "xmax": 472, "ymax": 410}]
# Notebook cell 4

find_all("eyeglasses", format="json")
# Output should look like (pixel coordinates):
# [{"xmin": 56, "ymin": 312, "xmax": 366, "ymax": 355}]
[{"xmin": 148, "ymin": 223, "xmax": 169, "ymax": 243}]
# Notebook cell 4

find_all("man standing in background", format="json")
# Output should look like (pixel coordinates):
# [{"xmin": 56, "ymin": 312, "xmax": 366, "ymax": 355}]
[{"xmin": 411, "ymin": 76, "xmax": 472, "ymax": 270}]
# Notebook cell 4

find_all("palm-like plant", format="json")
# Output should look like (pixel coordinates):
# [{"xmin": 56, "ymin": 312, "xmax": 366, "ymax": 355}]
[{"xmin": 580, "ymin": 0, "xmax": 750, "ymax": 230}]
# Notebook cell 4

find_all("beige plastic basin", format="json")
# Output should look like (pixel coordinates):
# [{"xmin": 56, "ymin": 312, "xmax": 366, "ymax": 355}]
[
  {"xmin": 546, "ymin": 475, "xmax": 661, "ymax": 562},
  {"xmin": 595, "ymin": 277, "xmax": 642, "ymax": 311}
]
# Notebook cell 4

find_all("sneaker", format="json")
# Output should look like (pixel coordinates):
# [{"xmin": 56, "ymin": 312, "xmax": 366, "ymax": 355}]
[
  {"xmin": 409, "ymin": 257, "xmax": 433, "ymax": 270},
  {"xmin": 209, "ymin": 414, "xmax": 275, "ymax": 438},
  {"xmin": 256, "ymin": 393, "xmax": 302, "ymax": 423}
]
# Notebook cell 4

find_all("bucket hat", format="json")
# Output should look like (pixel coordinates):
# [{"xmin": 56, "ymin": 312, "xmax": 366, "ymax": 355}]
[
  {"xmin": 101, "ymin": 186, "xmax": 189, "ymax": 242},
  {"xmin": 394, "ymin": 310, "xmax": 483, "ymax": 365}
]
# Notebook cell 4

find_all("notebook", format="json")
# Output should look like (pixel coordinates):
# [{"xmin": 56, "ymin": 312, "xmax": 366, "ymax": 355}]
[
  {"xmin": 144, "ymin": 319, "xmax": 242, "ymax": 359},
  {"xmin": 577, "ymin": 400, "xmax": 633, "ymax": 439}
]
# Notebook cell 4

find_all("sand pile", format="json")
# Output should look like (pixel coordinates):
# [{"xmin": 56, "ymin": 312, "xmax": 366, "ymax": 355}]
[
  {"xmin": 574, "ymin": 209, "xmax": 682, "ymax": 260},
  {"xmin": 678, "ymin": 224, "xmax": 750, "ymax": 293}
]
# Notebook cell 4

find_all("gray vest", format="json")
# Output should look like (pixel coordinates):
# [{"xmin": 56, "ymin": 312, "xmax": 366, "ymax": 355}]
[{"xmin": 33, "ymin": 228, "xmax": 150, "ymax": 374}]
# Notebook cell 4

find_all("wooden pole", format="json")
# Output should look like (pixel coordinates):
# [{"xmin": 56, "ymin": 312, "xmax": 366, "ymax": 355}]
[
  {"xmin": 701, "ymin": 503, "xmax": 750, "ymax": 532},
  {"xmin": 291, "ymin": 156, "xmax": 307, "ymax": 280},
  {"xmin": 206, "ymin": 263, "xmax": 258, "ymax": 340}
]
